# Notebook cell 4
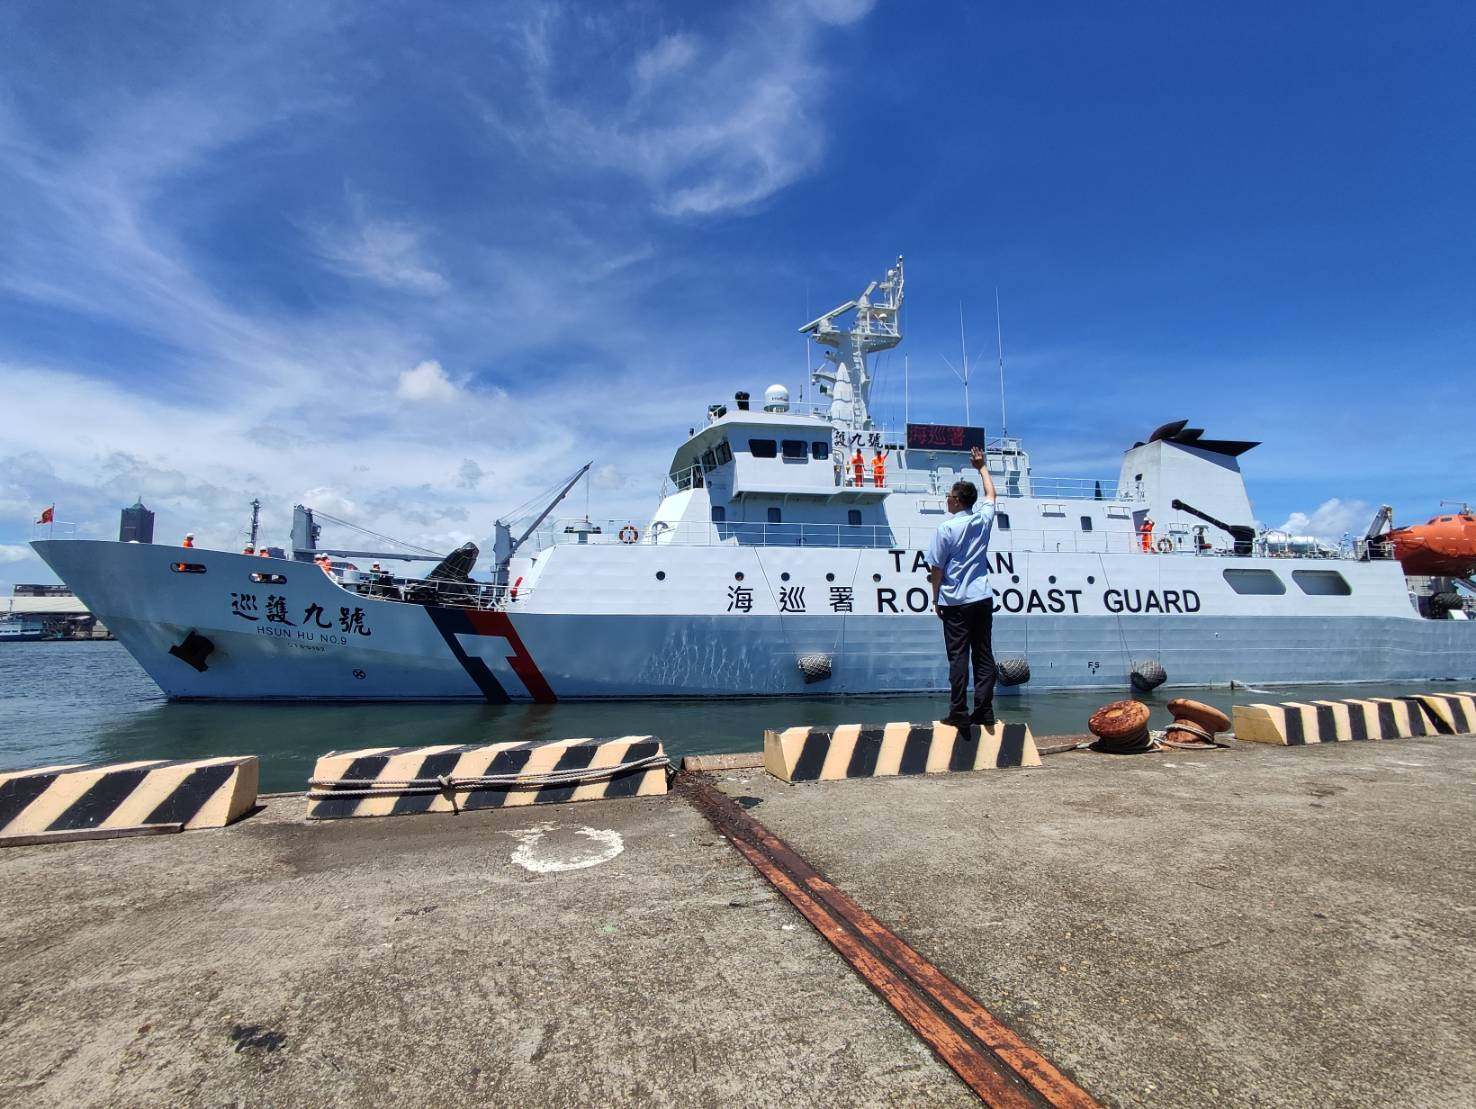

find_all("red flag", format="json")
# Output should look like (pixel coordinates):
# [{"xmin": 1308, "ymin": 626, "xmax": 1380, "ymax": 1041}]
[{"xmin": 36, "ymin": 505, "xmax": 54, "ymax": 525}]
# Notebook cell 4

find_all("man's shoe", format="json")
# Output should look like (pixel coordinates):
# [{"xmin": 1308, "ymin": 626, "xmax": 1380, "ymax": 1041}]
[
  {"xmin": 940, "ymin": 714, "xmax": 974, "ymax": 731},
  {"xmin": 970, "ymin": 706, "xmax": 997, "ymax": 729}
]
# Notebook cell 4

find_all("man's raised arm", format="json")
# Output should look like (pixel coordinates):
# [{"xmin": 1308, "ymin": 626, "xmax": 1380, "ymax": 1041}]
[{"xmin": 970, "ymin": 446, "xmax": 997, "ymax": 503}]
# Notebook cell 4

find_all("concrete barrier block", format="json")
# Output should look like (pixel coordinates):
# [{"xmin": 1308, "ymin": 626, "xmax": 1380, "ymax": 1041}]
[
  {"xmin": 306, "ymin": 736, "xmax": 669, "ymax": 820},
  {"xmin": 1365, "ymin": 698, "xmax": 1432, "ymax": 738},
  {"xmin": 0, "ymin": 756, "xmax": 258, "ymax": 839},
  {"xmin": 1234, "ymin": 702, "xmax": 1339, "ymax": 746},
  {"xmin": 1234, "ymin": 696, "xmax": 1440, "ymax": 745},
  {"xmin": 763, "ymin": 721, "xmax": 1040, "ymax": 784},
  {"xmin": 1407, "ymin": 692, "xmax": 1476, "ymax": 735}
]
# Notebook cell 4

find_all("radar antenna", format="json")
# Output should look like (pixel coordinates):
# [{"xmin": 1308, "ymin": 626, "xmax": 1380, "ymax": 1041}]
[{"xmin": 798, "ymin": 256, "xmax": 905, "ymax": 430}]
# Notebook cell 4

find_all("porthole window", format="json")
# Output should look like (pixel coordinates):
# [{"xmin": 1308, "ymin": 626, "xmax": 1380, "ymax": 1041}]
[
  {"xmin": 826, "ymin": 572, "xmax": 836, "ymax": 582},
  {"xmin": 656, "ymin": 571, "xmax": 666, "ymax": 581},
  {"xmin": 1292, "ymin": 570, "xmax": 1352, "ymax": 596},
  {"xmin": 872, "ymin": 573, "xmax": 882, "ymax": 583},
  {"xmin": 250, "ymin": 572, "xmax": 287, "ymax": 585},
  {"xmin": 734, "ymin": 572, "xmax": 745, "ymax": 582},
  {"xmin": 171, "ymin": 562, "xmax": 207, "ymax": 574},
  {"xmin": 748, "ymin": 438, "xmax": 777, "ymax": 458},
  {"xmin": 781, "ymin": 572, "xmax": 791, "ymax": 582},
  {"xmin": 1223, "ymin": 568, "xmax": 1286, "ymax": 595}
]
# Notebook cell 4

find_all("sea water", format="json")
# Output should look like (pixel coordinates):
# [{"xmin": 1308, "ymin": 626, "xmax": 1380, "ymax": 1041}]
[{"xmin": 0, "ymin": 640, "xmax": 1454, "ymax": 792}]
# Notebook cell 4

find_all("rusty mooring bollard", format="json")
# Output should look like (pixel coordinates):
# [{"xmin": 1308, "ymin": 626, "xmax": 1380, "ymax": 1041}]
[
  {"xmin": 1162, "ymin": 698, "xmax": 1231, "ymax": 748},
  {"xmin": 1087, "ymin": 699, "xmax": 1154, "ymax": 753}
]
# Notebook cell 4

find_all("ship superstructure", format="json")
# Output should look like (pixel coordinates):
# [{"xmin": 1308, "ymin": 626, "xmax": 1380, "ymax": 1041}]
[{"xmin": 32, "ymin": 257, "xmax": 1476, "ymax": 701}]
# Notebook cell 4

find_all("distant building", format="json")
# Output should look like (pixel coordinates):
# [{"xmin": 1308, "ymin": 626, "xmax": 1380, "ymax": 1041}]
[
  {"xmin": 13, "ymin": 584, "xmax": 74, "ymax": 597},
  {"xmin": 119, "ymin": 498, "xmax": 155, "ymax": 544}
]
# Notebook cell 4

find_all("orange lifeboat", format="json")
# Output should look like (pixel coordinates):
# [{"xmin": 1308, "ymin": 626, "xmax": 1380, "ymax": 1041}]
[{"xmin": 1384, "ymin": 508, "xmax": 1476, "ymax": 577}]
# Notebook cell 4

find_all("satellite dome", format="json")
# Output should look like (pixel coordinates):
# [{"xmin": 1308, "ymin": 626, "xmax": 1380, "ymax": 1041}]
[{"xmin": 763, "ymin": 384, "xmax": 790, "ymax": 413}]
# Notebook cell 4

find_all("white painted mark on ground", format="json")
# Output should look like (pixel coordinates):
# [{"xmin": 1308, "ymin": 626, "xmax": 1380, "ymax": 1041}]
[{"xmin": 506, "ymin": 822, "xmax": 625, "ymax": 874}]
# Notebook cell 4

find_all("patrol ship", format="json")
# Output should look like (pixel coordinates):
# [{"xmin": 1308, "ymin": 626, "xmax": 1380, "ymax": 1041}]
[{"xmin": 32, "ymin": 258, "xmax": 1476, "ymax": 701}]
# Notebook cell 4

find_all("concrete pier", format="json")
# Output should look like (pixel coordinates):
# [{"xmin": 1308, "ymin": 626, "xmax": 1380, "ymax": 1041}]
[{"xmin": 2, "ymin": 734, "xmax": 1473, "ymax": 1106}]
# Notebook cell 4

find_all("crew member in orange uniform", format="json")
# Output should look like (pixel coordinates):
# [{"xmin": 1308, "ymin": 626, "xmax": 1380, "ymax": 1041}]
[
  {"xmin": 872, "ymin": 449, "xmax": 887, "ymax": 488},
  {"xmin": 182, "ymin": 532, "xmax": 195, "ymax": 548},
  {"xmin": 851, "ymin": 448, "xmax": 865, "ymax": 487},
  {"xmin": 1138, "ymin": 517, "xmax": 1155, "ymax": 553}
]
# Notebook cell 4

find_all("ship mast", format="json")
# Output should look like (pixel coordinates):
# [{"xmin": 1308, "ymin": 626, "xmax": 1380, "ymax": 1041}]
[{"xmin": 798, "ymin": 256, "xmax": 905, "ymax": 431}]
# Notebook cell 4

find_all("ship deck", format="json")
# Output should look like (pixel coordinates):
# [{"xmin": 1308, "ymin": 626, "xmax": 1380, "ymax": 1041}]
[{"xmin": 2, "ymin": 732, "xmax": 1472, "ymax": 1105}]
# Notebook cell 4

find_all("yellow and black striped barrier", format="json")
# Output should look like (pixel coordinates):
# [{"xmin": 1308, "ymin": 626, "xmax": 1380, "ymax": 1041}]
[
  {"xmin": 1407, "ymin": 691, "xmax": 1476, "ymax": 735},
  {"xmin": 0, "ymin": 756, "xmax": 259, "ymax": 842},
  {"xmin": 763, "ymin": 720, "xmax": 1041, "ymax": 784},
  {"xmin": 1233, "ymin": 696, "xmax": 1436, "ymax": 745},
  {"xmin": 306, "ymin": 736, "xmax": 670, "ymax": 820}
]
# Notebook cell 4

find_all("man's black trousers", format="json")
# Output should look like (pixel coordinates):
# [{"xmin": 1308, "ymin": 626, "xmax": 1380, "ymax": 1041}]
[{"xmin": 939, "ymin": 598, "xmax": 997, "ymax": 719}]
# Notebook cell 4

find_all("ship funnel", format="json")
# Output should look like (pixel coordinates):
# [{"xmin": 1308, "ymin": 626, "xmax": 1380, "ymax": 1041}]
[{"xmin": 764, "ymin": 384, "xmax": 790, "ymax": 413}]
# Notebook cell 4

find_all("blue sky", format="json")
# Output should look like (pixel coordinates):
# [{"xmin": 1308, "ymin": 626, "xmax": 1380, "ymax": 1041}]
[{"xmin": 1, "ymin": 0, "xmax": 1472, "ymax": 586}]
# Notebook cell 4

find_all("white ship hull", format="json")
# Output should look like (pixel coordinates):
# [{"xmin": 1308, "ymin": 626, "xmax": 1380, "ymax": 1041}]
[{"xmin": 33, "ymin": 540, "xmax": 1476, "ymax": 701}]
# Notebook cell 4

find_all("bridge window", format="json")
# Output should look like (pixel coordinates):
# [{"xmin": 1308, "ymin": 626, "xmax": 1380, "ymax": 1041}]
[
  {"xmin": 781, "ymin": 440, "xmax": 808, "ymax": 460},
  {"xmin": 812, "ymin": 441, "xmax": 830, "ymax": 460},
  {"xmin": 715, "ymin": 440, "xmax": 733, "ymax": 465},
  {"xmin": 711, "ymin": 506, "xmax": 725, "ymax": 523},
  {"xmin": 1223, "ymin": 568, "xmax": 1286, "ymax": 595},
  {"xmin": 701, "ymin": 449, "xmax": 717, "ymax": 470},
  {"xmin": 848, "ymin": 509, "xmax": 862, "ymax": 526},
  {"xmin": 1292, "ymin": 570, "xmax": 1352, "ymax": 596},
  {"xmin": 1080, "ymin": 516, "xmax": 1093, "ymax": 532},
  {"xmin": 767, "ymin": 507, "xmax": 782, "ymax": 523},
  {"xmin": 748, "ymin": 439, "xmax": 777, "ymax": 458}
]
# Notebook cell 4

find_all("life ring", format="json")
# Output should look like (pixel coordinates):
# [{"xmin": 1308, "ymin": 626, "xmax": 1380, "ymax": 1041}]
[
  {"xmin": 1156, "ymin": 537, "xmax": 1174, "ymax": 554},
  {"xmin": 619, "ymin": 525, "xmax": 640, "ymax": 544},
  {"xmin": 509, "ymin": 575, "xmax": 523, "ymax": 600}
]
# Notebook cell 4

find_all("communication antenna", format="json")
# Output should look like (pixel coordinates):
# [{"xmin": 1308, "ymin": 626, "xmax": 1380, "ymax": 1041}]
[
  {"xmin": 995, "ymin": 286, "xmax": 1008, "ymax": 438},
  {"xmin": 941, "ymin": 301, "xmax": 972, "ymax": 425},
  {"xmin": 904, "ymin": 355, "xmax": 910, "ymax": 427},
  {"xmin": 248, "ymin": 498, "xmax": 261, "ymax": 548}
]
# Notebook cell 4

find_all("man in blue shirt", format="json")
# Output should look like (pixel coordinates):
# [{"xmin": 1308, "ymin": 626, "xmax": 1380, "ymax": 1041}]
[{"xmin": 926, "ymin": 446, "xmax": 999, "ymax": 729}]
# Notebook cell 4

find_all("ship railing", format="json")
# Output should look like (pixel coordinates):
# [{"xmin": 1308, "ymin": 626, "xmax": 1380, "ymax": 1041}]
[
  {"xmin": 528, "ymin": 518, "xmax": 1366, "ymax": 558},
  {"xmin": 336, "ymin": 569, "xmax": 509, "ymax": 610},
  {"xmin": 662, "ymin": 463, "xmax": 1137, "ymax": 502}
]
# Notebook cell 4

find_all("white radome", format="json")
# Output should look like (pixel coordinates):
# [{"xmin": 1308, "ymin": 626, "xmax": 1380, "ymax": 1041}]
[{"xmin": 763, "ymin": 384, "xmax": 790, "ymax": 412}]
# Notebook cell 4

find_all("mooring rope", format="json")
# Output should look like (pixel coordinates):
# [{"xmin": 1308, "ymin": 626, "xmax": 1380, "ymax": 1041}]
[{"xmin": 306, "ymin": 753, "xmax": 672, "ymax": 799}]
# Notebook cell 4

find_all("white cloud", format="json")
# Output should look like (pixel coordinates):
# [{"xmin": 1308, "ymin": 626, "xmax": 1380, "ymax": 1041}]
[
  {"xmin": 483, "ymin": 1, "xmax": 875, "ymax": 218},
  {"xmin": 633, "ymin": 34, "xmax": 699, "ymax": 92},
  {"xmin": 0, "ymin": 544, "xmax": 32, "ymax": 565},
  {"xmin": 310, "ymin": 205, "xmax": 448, "ymax": 294},
  {"xmin": 396, "ymin": 360, "xmax": 460, "ymax": 403},
  {"xmin": 592, "ymin": 463, "xmax": 626, "ymax": 491},
  {"xmin": 1277, "ymin": 498, "xmax": 1372, "ymax": 541},
  {"xmin": 457, "ymin": 459, "xmax": 486, "ymax": 489},
  {"xmin": 803, "ymin": 0, "xmax": 878, "ymax": 25}
]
